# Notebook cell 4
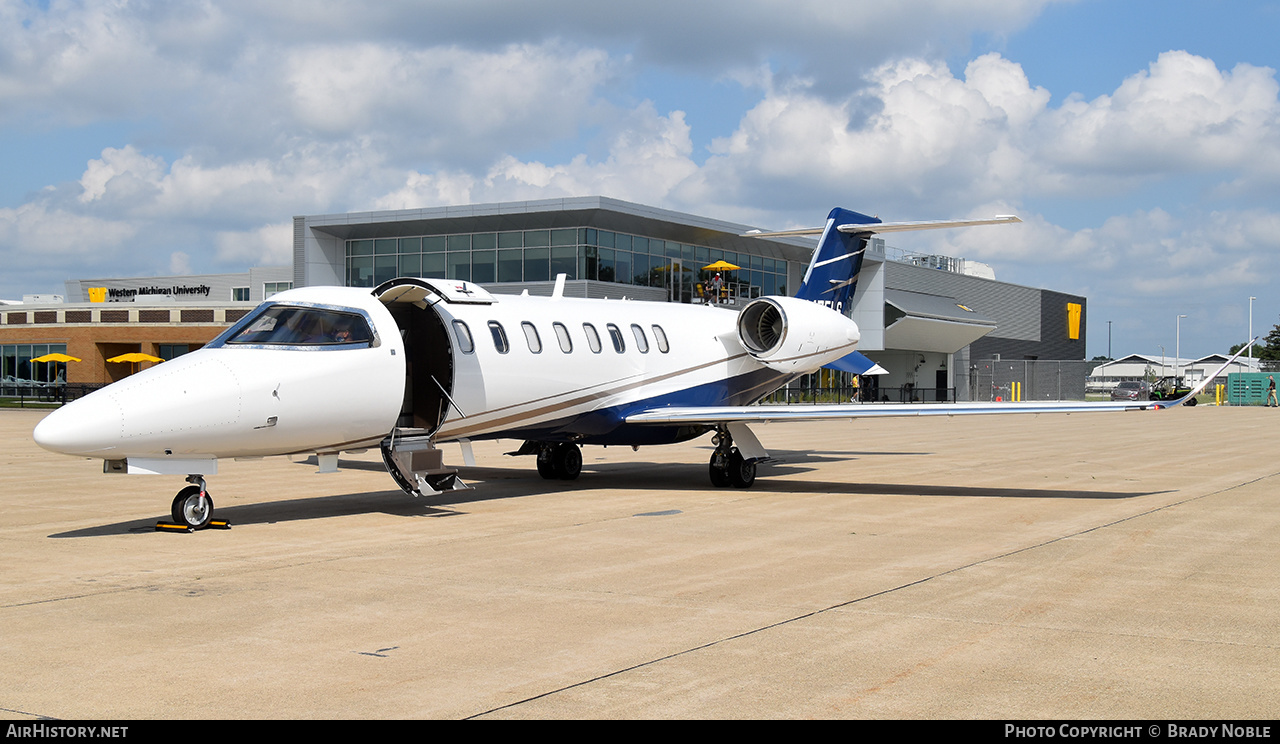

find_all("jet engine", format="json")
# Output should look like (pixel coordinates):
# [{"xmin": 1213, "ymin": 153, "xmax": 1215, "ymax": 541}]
[{"xmin": 736, "ymin": 296, "xmax": 861, "ymax": 372}]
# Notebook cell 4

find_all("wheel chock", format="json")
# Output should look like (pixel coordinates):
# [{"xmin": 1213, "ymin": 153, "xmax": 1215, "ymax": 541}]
[{"xmin": 154, "ymin": 519, "xmax": 231, "ymax": 533}]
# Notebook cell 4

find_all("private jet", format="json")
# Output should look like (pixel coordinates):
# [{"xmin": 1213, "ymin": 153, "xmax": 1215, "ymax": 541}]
[{"xmin": 33, "ymin": 207, "xmax": 1223, "ymax": 528}]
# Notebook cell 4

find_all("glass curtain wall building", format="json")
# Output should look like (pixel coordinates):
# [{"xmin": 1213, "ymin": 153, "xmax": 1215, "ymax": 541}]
[{"xmin": 345, "ymin": 227, "xmax": 789, "ymax": 304}]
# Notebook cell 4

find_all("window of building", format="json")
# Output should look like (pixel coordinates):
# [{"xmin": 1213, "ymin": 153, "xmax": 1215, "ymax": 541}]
[
  {"xmin": 158, "ymin": 344, "xmax": 190, "ymax": 360},
  {"xmin": 232, "ymin": 287, "xmax": 250, "ymax": 301},
  {"xmin": 263, "ymin": 282, "xmax": 293, "ymax": 297},
  {"xmin": 342, "ymin": 227, "xmax": 792, "ymax": 304},
  {"xmin": 1, "ymin": 343, "xmax": 69, "ymax": 392}
]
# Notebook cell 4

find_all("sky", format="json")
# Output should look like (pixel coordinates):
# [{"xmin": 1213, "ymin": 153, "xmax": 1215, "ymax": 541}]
[{"xmin": 1, "ymin": 0, "xmax": 1278, "ymax": 360}]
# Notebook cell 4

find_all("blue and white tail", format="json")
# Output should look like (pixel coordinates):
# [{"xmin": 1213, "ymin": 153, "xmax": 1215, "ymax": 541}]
[
  {"xmin": 742, "ymin": 206, "xmax": 1019, "ymax": 376},
  {"xmin": 792, "ymin": 207, "xmax": 879, "ymax": 313}
]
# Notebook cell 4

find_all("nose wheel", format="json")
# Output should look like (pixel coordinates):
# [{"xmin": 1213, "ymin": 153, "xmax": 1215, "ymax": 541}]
[{"xmin": 171, "ymin": 479, "xmax": 214, "ymax": 529}]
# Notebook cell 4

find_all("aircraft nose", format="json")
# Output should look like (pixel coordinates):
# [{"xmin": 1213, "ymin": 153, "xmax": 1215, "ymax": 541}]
[{"xmin": 33, "ymin": 392, "xmax": 124, "ymax": 457}]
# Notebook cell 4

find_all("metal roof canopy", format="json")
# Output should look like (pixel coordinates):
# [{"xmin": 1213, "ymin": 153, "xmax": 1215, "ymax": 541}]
[{"xmin": 883, "ymin": 288, "xmax": 997, "ymax": 354}]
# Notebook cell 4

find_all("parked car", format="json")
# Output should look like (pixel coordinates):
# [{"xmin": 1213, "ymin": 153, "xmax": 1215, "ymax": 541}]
[{"xmin": 1110, "ymin": 380, "xmax": 1151, "ymax": 401}]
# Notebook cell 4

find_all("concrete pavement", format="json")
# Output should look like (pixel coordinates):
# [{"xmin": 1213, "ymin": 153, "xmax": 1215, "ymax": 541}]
[{"xmin": 1, "ymin": 405, "xmax": 1276, "ymax": 719}]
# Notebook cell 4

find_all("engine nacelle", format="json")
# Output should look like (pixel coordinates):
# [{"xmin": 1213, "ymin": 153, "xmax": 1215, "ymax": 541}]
[{"xmin": 736, "ymin": 296, "xmax": 861, "ymax": 372}]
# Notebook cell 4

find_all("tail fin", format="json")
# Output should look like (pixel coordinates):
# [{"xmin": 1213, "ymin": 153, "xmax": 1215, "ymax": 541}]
[{"xmin": 793, "ymin": 207, "xmax": 879, "ymax": 313}]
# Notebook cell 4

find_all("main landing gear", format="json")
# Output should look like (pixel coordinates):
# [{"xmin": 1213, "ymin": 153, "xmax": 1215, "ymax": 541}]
[
  {"xmin": 536, "ymin": 442, "xmax": 582, "ymax": 480},
  {"xmin": 708, "ymin": 428, "xmax": 756, "ymax": 488},
  {"xmin": 171, "ymin": 475, "xmax": 214, "ymax": 529}
]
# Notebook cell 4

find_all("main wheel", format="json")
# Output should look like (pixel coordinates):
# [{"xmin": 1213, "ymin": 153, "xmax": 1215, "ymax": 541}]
[
  {"xmin": 171, "ymin": 485, "xmax": 214, "ymax": 529},
  {"xmin": 554, "ymin": 443, "xmax": 582, "ymax": 480},
  {"xmin": 709, "ymin": 454, "xmax": 730, "ymax": 487},
  {"xmin": 726, "ymin": 449, "xmax": 756, "ymax": 489},
  {"xmin": 536, "ymin": 448, "xmax": 557, "ymax": 479}
]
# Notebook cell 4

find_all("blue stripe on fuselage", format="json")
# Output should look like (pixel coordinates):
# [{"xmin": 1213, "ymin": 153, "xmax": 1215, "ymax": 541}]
[{"xmin": 475, "ymin": 366, "xmax": 794, "ymax": 446}]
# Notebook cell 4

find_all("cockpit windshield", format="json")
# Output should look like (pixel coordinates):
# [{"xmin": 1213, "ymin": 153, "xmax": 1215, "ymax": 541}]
[{"xmin": 224, "ymin": 305, "xmax": 374, "ymax": 347}]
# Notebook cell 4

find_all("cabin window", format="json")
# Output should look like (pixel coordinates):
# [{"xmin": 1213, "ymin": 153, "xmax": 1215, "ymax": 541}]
[
  {"xmin": 553, "ymin": 322, "xmax": 573, "ymax": 353},
  {"xmin": 583, "ymin": 323, "xmax": 602, "ymax": 354},
  {"xmin": 488, "ymin": 321, "xmax": 509, "ymax": 354},
  {"xmin": 652, "ymin": 325, "xmax": 670, "ymax": 353},
  {"xmin": 452, "ymin": 320, "xmax": 474, "ymax": 354},
  {"xmin": 225, "ymin": 305, "xmax": 373, "ymax": 347},
  {"xmin": 607, "ymin": 323, "xmax": 625, "ymax": 353},
  {"xmin": 521, "ymin": 321, "xmax": 542, "ymax": 353},
  {"xmin": 630, "ymin": 324, "xmax": 649, "ymax": 353}
]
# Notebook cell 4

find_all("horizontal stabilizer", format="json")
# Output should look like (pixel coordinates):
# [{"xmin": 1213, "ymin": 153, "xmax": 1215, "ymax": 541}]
[{"xmin": 741, "ymin": 215, "xmax": 1021, "ymax": 238}]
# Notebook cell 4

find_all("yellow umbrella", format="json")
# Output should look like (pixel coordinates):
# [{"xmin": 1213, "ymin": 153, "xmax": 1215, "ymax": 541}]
[
  {"xmin": 107, "ymin": 352, "xmax": 164, "ymax": 377},
  {"xmin": 30, "ymin": 353, "xmax": 81, "ymax": 363},
  {"xmin": 702, "ymin": 260, "xmax": 741, "ymax": 272},
  {"xmin": 106, "ymin": 353, "xmax": 164, "ymax": 364}
]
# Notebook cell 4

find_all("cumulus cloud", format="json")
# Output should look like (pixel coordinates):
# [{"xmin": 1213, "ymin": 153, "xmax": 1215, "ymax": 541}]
[
  {"xmin": 481, "ymin": 106, "xmax": 699, "ymax": 202},
  {"xmin": 78, "ymin": 146, "xmax": 166, "ymax": 204},
  {"xmin": 214, "ymin": 222, "xmax": 292, "ymax": 265},
  {"xmin": 1041, "ymin": 52, "xmax": 1280, "ymax": 177},
  {"xmin": 0, "ymin": 202, "xmax": 136, "ymax": 261},
  {"xmin": 689, "ymin": 49, "xmax": 1280, "ymax": 222},
  {"xmin": 282, "ymin": 41, "xmax": 613, "ymax": 166}
]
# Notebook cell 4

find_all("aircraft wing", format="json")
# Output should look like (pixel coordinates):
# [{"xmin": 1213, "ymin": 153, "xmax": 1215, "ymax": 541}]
[
  {"xmin": 625, "ymin": 398, "xmax": 1168, "ymax": 426},
  {"xmin": 627, "ymin": 340, "xmax": 1254, "ymax": 426}
]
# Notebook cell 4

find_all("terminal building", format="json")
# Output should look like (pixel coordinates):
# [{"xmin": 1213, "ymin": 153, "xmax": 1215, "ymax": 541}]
[{"xmin": 3, "ymin": 196, "xmax": 1085, "ymax": 400}]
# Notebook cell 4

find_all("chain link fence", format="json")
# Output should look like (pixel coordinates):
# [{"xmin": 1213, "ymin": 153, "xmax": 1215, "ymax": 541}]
[{"xmin": 965, "ymin": 360, "xmax": 1094, "ymax": 402}]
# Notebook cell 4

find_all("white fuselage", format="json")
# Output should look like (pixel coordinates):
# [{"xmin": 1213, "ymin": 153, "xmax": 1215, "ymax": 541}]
[{"xmin": 33, "ymin": 282, "xmax": 861, "ymax": 466}]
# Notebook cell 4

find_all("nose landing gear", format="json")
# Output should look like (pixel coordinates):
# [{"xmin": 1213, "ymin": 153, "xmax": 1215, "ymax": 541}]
[{"xmin": 165, "ymin": 475, "xmax": 220, "ymax": 530}]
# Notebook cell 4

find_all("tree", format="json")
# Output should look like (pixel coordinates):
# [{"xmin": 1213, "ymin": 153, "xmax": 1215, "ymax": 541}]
[{"xmin": 1238, "ymin": 317, "xmax": 1280, "ymax": 361}]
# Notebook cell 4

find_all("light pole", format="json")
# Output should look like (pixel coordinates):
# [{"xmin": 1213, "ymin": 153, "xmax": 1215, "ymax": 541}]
[
  {"xmin": 1176, "ymin": 314, "xmax": 1187, "ymax": 387},
  {"xmin": 1107, "ymin": 320, "xmax": 1112, "ymax": 359},
  {"xmin": 1249, "ymin": 296, "xmax": 1256, "ymax": 362}
]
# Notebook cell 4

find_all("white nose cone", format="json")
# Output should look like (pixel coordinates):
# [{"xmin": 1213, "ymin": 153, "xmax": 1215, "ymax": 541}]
[{"xmin": 33, "ymin": 391, "xmax": 125, "ymax": 458}]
